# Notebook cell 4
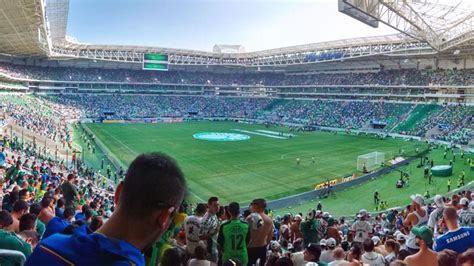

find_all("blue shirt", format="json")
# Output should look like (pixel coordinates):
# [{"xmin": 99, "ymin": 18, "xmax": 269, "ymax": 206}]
[
  {"xmin": 55, "ymin": 208, "xmax": 64, "ymax": 219},
  {"xmin": 25, "ymin": 230, "xmax": 144, "ymax": 266},
  {"xmin": 0, "ymin": 152, "xmax": 5, "ymax": 166},
  {"xmin": 434, "ymin": 227, "xmax": 474, "ymax": 254},
  {"xmin": 43, "ymin": 217, "xmax": 71, "ymax": 239},
  {"xmin": 75, "ymin": 212, "xmax": 86, "ymax": 222}
]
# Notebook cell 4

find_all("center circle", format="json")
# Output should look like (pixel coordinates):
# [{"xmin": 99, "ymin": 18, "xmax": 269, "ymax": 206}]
[{"xmin": 193, "ymin": 132, "xmax": 250, "ymax": 142}]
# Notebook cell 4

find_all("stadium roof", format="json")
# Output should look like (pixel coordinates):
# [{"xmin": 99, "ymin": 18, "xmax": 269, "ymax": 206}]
[
  {"xmin": 0, "ymin": 0, "xmax": 50, "ymax": 56},
  {"xmin": 0, "ymin": 0, "xmax": 472, "ymax": 68}
]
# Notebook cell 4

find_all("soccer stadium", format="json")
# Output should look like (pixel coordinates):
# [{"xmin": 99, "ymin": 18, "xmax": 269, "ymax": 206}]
[{"xmin": 0, "ymin": 0, "xmax": 473, "ymax": 265}]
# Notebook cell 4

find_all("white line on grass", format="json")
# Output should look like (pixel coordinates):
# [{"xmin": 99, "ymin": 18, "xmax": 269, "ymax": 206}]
[{"xmin": 99, "ymin": 129, "xmax": 138, "ymax": 156}]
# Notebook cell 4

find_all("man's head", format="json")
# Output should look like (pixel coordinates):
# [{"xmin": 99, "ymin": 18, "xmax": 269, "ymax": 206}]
[
  {"xmin": 304, "ymin": 243, "xmax": 322, "ymax": 262},
  {"xmin": 410, "ymin": 194, "xmax": 425, "ymax": 209},
  {"xmin": 113, "ymin": 153, "xmax": 186, "ymax": 249},
  {"xmin": 363, "ymin": 238, "xmax": 374, "ymax": 252},
  {"xmin": 63, "ymin": 208, "xmax": 75, "ymax": 221},
  {"xmin": 29, "ymin": 203, "xmax": 41, "ymax": 216},
  {"xmin": 19, "ymin": 213, "xmax": 37, "ymax": 232},
  {"xmin": 40, "ymin": 197, "xmax": 53, "ymax": 209},
  {"xmin": 67, "ymin": 173, "xmax": 75, "ymax": 181},
  {"xmin": 17, "ymin": 230, "xmax": 39, "ymax": 250},
  {"xmin": 13, "ymin": 200, "xmax": 29, "ymax": 217},
  {"xmin": 207, "ymin": 197, "xmax": 219, "ymax": 214},
  {"xmin": 412, "ymin": 226, "xmax": 433, "ymax": 248},
  {"xmin": 443, "ymin": 206, "xmax": 459, "ymax": 227},
  {"xmin": 228, "ymin": 202, "xmax": 240, "ymax": 218},
  {"xmin": 194, "ymin": 203, "xmax": 207, "ymax": 217},
  {"xmin": 332, "ymin": 247, "xmax": 345, "ymax": 260},
  {"xmin": 0, "ymin": 210, "xmax": 13, "ymax": 229},
  {"xmin": 250, "ymin": 198, "xmax": 266, "ymax": 213}
]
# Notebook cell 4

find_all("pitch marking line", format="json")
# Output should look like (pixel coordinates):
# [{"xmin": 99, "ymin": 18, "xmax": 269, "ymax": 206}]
[{"xmin": 232, "ymin": 129, "xmax": 287, "ymax": 139}]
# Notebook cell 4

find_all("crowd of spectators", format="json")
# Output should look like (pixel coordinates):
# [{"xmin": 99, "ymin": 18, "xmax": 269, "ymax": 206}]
[
  {"xmin": 1, "ymin": 95, "xmax": 81, "ymax": 145},
  {"xmin": 1, "ymin": 62, "xmax": 474, "ymax": 86},
  {"xmin": 0, "ymin": 143, "xmax": 473, "ymax": 265},
  {"xmin": 42, "ymin": 94, "xmax": 472, "ymax": 144}
]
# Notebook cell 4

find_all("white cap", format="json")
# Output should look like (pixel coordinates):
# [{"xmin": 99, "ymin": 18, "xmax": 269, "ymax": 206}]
[
  {"xmin": 396, "ymin": 234, "xmax": 407, "ymax": 241},
  {"xmin": 433, "ymin": 195, "xmax": 445, "ymax": 208},
  {"xmin": 359, "ymin": 209, "xmax": 367, "ymax": 216},
  {"xmin": 270, "ymin": 240, "xmax": 280, "ymax": 250},
  {"xmin": 410, "ymin": 194, "xmax": 425, "ymax": 206},
  {"xmin": 319, "ymin": 239, "xmax": 327, "ymax": 246},
  {"xmin": 372, "ymin": 236, "xmax": 381, "ymax": 245},
  {"xmin": 322, "ymin": 212, "xmax": 330, "ymax": 218},
  {"xmin": 460, "ymin": 198, "xmax": 469, "ymax": 206},
  {"xmin": 326, "ymin": 238, "xmax": 336, "ymax": 247}
]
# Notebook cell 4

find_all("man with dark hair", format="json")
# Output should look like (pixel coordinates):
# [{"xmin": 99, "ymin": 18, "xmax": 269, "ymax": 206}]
[
  {"xmin": 18, "ymin": 230, "xmax": 40, "ymax": 251},
  {"xmin": 55, "ymin": 198, "xmax": 65, "ymax": 218},
  {"xmin": 246, "ymin": 198, "xmax": 274, "ymax": 266},
  {"xmin": 0, "ymin": 210, "xmax": 13, "ymax": 229},
  {"xmin": 42, "ymin": 207, "xmax": 74, "ymax": 239},
  {"xmin": 303, "ymin": 243, "xmax": 324, "ymax": 265},
  {"xmin": 74, "ymin": 204, "xmax": 90, "ymax": 222},
  {"xmin": 434, "ymin": 206, "xmax": 474, "ymax": 254},
  {"xmin": 61, "ymin": 174, "xmax": 79, "ymax": 210},
  {"xmin": 19, "ymin": 213, "xmax": 37, "ymax": 232},
  {"xmin": 29, "ymin": 203, "xmax": 45, "ymax": 239},
  {"xmin": 11, "ymin": 200, "xmax": 29, "ymax": 233},
  {"xmin": 0, "ymin": 211, "xmax": 33, "ymax": 265},
  {"xmin": 361, "ymin": 238, "xmax": 385, "ymax": 265},
  {"xmin": 217, "ymin": 202, "xmax": 250, "ymax": 265},
  {"xmin": 200, "ymin": 196, "xmax": 220, "ymax": 264},
  {"xmin": 26, "ymin": 153, "xmax": 186, "ymax": 265},
  {"xmin": 38, "ymin": 197, "xmax": 55, "ymax": 225},
  {"xmin": 184, "ymin": 203, "xmax": 207, "ymax": 256}
]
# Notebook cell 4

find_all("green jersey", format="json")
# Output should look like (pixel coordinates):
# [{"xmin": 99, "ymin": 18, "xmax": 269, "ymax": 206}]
[
  {"xmin": 217, "ymin": 219, "xmax": 250, "ymax": 265},
  {"xmin": 0, "ymin": 229, "xmax": 32, "ymax": 266},
  {"xmin": 300, "ymin": 219, "xmax": 321, "ymax": 246}
]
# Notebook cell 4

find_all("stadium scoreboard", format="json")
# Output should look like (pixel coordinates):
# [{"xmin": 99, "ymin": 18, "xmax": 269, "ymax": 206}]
[{"xmin": 143, "ymin": 53, "xmax": 168, "ymax": 71}]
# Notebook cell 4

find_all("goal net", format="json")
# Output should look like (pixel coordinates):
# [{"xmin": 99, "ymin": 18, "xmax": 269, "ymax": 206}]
[{"xmin": 357, "ymin": 152, "xmax": 385, "ymax": 171}]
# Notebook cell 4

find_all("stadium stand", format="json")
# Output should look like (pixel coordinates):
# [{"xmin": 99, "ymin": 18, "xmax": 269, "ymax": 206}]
[{"xmin": 0, "ymin": 0, "xmax": 473, "ymax": 264}]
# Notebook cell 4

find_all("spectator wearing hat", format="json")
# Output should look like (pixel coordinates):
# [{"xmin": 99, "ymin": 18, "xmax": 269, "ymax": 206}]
[
  {"xmin": 457, "ymin": 197, "xmax": 473, "ymax": 227},
  {"xmin": 361, "ymin": 238, "xmax": 385, "ymax": 265},
  {"xmin": 320, "ymin": 238, "xmax": 336, "ymax": 263},
  {"xmin": 26, "ymin": 153, "xmax": 186, "ymax": 266},
  {"xmin": 434, "ymin": 207, "xmax": 474, "ymax": 254},
  {"xmin": 246, "ymin": 198, "xmax": 274, "ymax": 266},
  {"xmin": 404, "ymin": 226, "xmax": 437, "ymax": 266},
  {"xmin": 351, "ymin": 209, "xmax": 372, "ymax": 244},
  {"xmin": 372, "ymin": 236, "xmax": 388, "ymax": 256},
  {"xmin": 428, "ymin": 195, "xmax": 446, "ymax": 237},
  {"xmin": 404, "ymin": 194, "xmax": 428, "ymax": 254}
]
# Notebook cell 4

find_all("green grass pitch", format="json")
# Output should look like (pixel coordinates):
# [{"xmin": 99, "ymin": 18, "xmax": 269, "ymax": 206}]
[{"xmin": 77, "ymin": 121, "xmax": 472, "ymax": 216}]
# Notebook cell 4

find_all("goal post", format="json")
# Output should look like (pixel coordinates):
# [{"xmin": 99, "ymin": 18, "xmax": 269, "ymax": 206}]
[{"xmin": 357, "ymin": 152, "xmax": 385, "ymax": 171}]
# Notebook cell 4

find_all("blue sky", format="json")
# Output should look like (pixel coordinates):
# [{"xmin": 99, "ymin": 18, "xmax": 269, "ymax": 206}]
[{"xmin": 67, "ymin": 0, "xmax": 397, "ymax": 52}]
